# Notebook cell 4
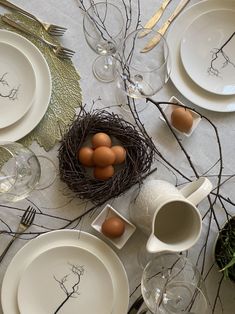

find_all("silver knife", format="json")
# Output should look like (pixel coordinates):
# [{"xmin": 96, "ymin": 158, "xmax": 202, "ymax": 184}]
[
  {"xmin": 141, "ymin": 0, "xmax": 189, "ymax": 53},
  {"xmin": 139, "ymin": 0, "xmax": 172, "ymax": 38}
]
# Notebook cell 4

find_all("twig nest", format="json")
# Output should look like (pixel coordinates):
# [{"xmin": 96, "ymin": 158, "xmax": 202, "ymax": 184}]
[{"xmin": 58, "ymin": 108, "xmax": 154, "ymax": 204}]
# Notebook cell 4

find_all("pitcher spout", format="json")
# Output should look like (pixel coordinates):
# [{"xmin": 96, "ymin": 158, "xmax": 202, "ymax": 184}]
[{"xmin": 146, "ymin": 234, "xmax": 173, "ymax": 253}]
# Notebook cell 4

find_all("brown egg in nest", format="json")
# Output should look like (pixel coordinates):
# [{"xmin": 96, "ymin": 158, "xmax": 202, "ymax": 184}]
[
  {"xmin": 94, "ymin": 165, "xmax": 114, "ymax": 180},
  {"xmin": 93, "ymin": 146, "xmax": 116, "ymax": 167},
  {"xmin": 77, "ymin": 147, "xmax": 94, "ymax": 167},
  {"xmin": 111, "ymin": 145, "xmax": 126, "ymax": 165},
  {"xmin": 92, "ymin": 132, "xmax": 112, "ymax": 148}
]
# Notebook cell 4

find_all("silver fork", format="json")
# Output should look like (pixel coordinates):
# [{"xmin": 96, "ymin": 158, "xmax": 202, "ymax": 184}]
[
  {"xmin": 0, "ymin": 0, "xmax": 67, "ymax": 36},
  {"xmin": 0, "ymin": 206, "xmax": 36, "ymax": 263},
  {"xmin": 2, "ymin": 15, "xmax": 75, "ymax": 60}
]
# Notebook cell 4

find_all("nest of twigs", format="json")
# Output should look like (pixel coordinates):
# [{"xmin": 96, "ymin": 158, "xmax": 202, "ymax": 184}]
[{"xmin": 58, "ymin": 108, "xmax": 155, "ymax": 204}]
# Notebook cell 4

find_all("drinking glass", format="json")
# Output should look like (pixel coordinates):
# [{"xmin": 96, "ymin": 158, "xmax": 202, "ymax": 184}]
[
  {"xmin": 83, "ymin": 2, "xmax": 124, "ymax": 83},
  {"xmin": 116, "ymin": 28, "xmax": 171, "ymax": 99},
  {"xmin": 141, "ymin": 253, "xmax": 210, "ymax": 314},
  {"xmin": 0, "ymin": 142, "xmax": 56, "ymax": 203}
]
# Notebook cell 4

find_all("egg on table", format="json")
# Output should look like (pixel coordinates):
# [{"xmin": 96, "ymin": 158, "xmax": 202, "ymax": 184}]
[
  {"xmin": 101, "ymin": 216, "xmax": 125, "ymax": 238},
  {"xmin": 171, "ymin": 107, "xmax": 193, "ymax": 133}
]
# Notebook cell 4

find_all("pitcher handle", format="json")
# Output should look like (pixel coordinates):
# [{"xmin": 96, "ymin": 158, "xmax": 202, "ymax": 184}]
[{"xmin": 180, "ymin": 177, "xmax": 212, "ymax": 206}]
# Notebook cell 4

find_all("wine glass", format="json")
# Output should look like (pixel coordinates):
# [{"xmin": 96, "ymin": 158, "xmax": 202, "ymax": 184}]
[
  {"xmin": 0, "ymin": 142, "xmax": 56, "ymax": 203},
  {"xmin": 83, "ymin": 2, "xmax": 124, "ymax": 83},
  {"xmin": 161, "ymin": 281, "xmax": 209, "ymax": 314},
  {"xmin": 141, "ymin": 253, "xmax": 210, "ymax": 314},
  {"xmin": 116, "ymin": 28, "xmax": 170, "ymax": 111}
]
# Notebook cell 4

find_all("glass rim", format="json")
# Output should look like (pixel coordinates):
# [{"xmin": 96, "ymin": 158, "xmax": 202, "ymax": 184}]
[
  {"xmin": 121, "ymin": 28, "xmax": 170, "ymax": 73},
  {"xmin": 83, "ymin": 2, "xmax": 124, "ymax": 41},
  {"xmin": 0, "ymin": 144, "xmax": 19, "ymax": 192}
]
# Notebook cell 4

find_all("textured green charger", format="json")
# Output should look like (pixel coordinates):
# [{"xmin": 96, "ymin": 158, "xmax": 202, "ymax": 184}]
[{"xmin": 0, "ymin": 13, "xmax": 82, "ymax": 151}]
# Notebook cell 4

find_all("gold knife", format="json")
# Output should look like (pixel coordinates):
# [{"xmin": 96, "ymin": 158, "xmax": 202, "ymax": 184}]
[
  {"xmin": 141, "ymin": 0, "xmax": 190, "ymax": 53},
  {"xmin": 139, "ymin": 0, "xmax": 172, "ymax": 38}
]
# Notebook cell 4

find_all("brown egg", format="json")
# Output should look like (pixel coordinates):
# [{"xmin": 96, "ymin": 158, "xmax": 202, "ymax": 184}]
[
  {"xmin": 93, "ymin": 146, "xmax": 116, "ymax": 167},
  {"xmin": 111, "ymin": 145, "xmax": 126, "ymax": 165},
  {"xmin": 101, "ymin": 216, "xmax": 125, "ymax": 238},
  {"xmin": 77, "ymin": 147, "xmax": 94, "ymax": 167},
  {"xmin": 94, "ymin": 165, "xmax": 114, "ymax": 180},
  {"xmin": 171, "ymin": 107, "xmax": 193, "ymax": 133},
  {"xmin": 92, "ymin": 132, "xmax": 112, "ymax": 148}
]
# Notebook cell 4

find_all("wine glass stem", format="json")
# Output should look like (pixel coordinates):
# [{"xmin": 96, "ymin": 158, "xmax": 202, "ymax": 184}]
[{"xmin": 104, "ymin": 55, "xmax": 113, "ymax": 70}]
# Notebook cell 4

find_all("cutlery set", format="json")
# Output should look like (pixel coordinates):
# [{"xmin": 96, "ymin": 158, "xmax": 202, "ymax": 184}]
[
  {"xmin": 141, "ymin": 0, "xmax": 190, "ymax": 52},
  {"xmin": 0, "ymin": 0, "xmax": 189, "ymax": 59},
  {"xmin": 0, "ymin": 206, "xmax": 36, "ymax": 263},
  {"xmin": 0, "ymin": 0, "xmax": 75, "ymax": 59}
]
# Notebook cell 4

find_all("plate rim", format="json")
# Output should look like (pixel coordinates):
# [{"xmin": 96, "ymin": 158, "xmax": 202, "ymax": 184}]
[
  {"xmin": 180, "ymin": 8, "xmax": 235, "ymax": 96},
  {"xmin": 167, "ymin": 0, "xmax": 235, "ymax": 112},
  {"xmin": 1, "ymin": 230, "xmax": 129, "ymax": 314},
  {"xmin": 0, "ymin": 29, "xmax": 51, "ymax": 140},
  {"xmin": 0, "ymin": 41, "xmax": 36, "ymax": 128},
  {"xmin": 17, "ymin": 244, "xmax": 115, "ymax": 314}
]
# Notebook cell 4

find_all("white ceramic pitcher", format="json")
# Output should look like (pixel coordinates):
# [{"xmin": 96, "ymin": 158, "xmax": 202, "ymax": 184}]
[{"xmin": 129, "ymin": 177, "xmax": 212, "ymax": 253}]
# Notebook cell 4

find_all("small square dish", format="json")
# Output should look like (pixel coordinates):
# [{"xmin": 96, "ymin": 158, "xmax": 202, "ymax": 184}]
[
  {"xmin": 91, "ymin": 204, "xmax": 136, "ymax": 249},
  {"xmin": 160, "ymin": 96, "xmax": 201, "ymax": 137}
]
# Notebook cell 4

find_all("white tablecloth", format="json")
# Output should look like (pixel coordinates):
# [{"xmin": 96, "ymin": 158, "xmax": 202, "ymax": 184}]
[{"xmin": 1, "ymin": 0, "xmax": 235, "ymax": 313}]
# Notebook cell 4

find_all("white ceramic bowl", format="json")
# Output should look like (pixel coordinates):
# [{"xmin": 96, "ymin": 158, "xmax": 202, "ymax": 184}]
[
  {"xmin": 91, "ymin": 204, "xmax": 136, "ymax": 249},
  {"xmin": 159, "ymin": 96, "xmax": 201, "ymax": 137}
]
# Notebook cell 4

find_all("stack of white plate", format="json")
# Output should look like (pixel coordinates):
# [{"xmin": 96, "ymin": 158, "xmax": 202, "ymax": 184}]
[
  {"xmin": 0, "ymin": 30, "xmax": 51, "ymax": 141},
  {"xmin": 1, "ymin": 230, "xmax": 129, "ymax": 314},
  {"xmin": 167, "ymin": 0, "xmax": 235, "ymax": 112}
]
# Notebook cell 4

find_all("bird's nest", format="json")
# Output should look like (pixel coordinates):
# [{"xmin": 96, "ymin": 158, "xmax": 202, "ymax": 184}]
[{"xmin": 58, "ymin": 108, "xmax": 155, "ymax": 204}]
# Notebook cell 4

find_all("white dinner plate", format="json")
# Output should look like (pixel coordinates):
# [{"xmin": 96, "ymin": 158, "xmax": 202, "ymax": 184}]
[
  {"xmin": 1, "ymin": 230, "xmax": 129, "ymax": 314},
  {"xmin": 180, "ymin": 9, "xmax": 235, "ymax": 96},
  {"xmin": 0, "ymin": 42, "xmax": 36, "ymax": 128},
  {"xmin": 167, "ymin": 0, "xmax": 235, "ymax": 112},
  {"xmin": 0, "ymin": 30, "xmax": 51, "ymax": 140},
  {"xmin": 17, "ymin": 246, "xmax": 114, "ymax": 314}
]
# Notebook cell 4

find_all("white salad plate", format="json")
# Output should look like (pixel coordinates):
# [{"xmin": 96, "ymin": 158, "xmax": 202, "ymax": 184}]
[
  {"xmin": 167, "ymin": 0, "xmax": 235, "ymax": 112},
  {"xmin": 1, "ymin": 230, "xmax": 129, "ymax": 314},
  {"xmin": 17, "ymin": 246, "xmax": 114, "ymax": 314},
  {"xmin": 0, "ymin": 30, "xmax": 51, "ymax": 141},
  {"xmin": 0, "ymin": 42, "xmax": 36, "ymax": 128},
  {"xmin": 180, "ymin": 9, "xmax": 235, "ymax": 96}
]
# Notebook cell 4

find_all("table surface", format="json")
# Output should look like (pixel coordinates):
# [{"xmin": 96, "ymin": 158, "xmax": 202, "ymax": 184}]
[{"xmin": 1, "ymin": 0, "xmax": 235, "ymax": 313}]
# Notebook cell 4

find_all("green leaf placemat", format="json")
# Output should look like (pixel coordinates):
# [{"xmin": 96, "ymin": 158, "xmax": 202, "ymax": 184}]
[{"xmin": 0, "ymin": 13, "xmax": 82, "ymax": 151}]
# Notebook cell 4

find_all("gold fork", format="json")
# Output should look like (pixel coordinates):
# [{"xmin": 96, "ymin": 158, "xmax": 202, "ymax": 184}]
[
  {"xmin": 0, "ymin": 0, "xmax": 67, "ymax": 36},
  {"xmin": 2, "ymin": 15, "xmax": 75, "ymax": 60},
  {"xmin": 0, "ymin": 206, "xmax": 36, "ymax": 263}
]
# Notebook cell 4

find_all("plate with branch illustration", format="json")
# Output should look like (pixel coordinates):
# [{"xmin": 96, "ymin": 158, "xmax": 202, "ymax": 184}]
[
  {"xmin": 167, "ymin": 0, "xmax": 235, "ymax": 112},
  {"xmin": 17, "ymin": 245, "xmax": 114, "ymax": 314},
  {"xmin": 180, "ymin": 9, "xmax": 235, "ymax": 96},
  {"xmin": 0, "ymin": 41, "xmax": 36, "ymax": 128},
  {"xmin": 1, "ymin": 230, "xmax": 129, "ymax": 314},
  {"xmin": 0, "ymin": 30, "xmax": 51, "ymax": 141}
]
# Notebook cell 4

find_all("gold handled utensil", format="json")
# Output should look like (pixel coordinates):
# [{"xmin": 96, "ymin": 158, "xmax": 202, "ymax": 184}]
[
  {"xmin": 2, "ymin": 15, "xmax": 75, "ymax": 60},
  {"xmin": 0, "ymin": 0, "xmax": 67, "ymax": 36},
  {"xmin": 141, "ymin": 0, "xmax": 190, "ymax": 53},
  {"xmin": 139, "ymin": 0, "xmax": 172, "ymax": 38}
]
